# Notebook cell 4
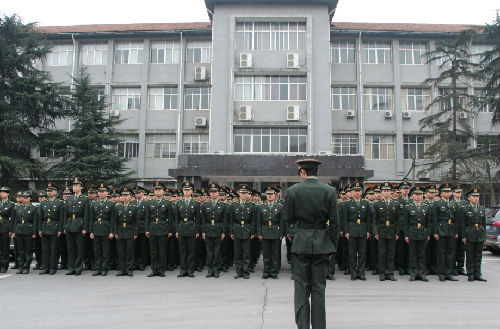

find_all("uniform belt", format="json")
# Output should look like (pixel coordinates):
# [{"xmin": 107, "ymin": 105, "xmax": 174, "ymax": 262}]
[
  {"xmin": 95, "ymin": 220, "xmax": 110, "ymax": 224},
  {"xmin": 298, "ymin": 223, "xmax": 326, "ymax": 229}
]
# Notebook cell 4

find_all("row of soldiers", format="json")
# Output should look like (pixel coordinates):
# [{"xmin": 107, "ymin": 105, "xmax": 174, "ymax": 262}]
[
  {"xmin": 0, "ymin": 179, "xmax": 487, "ymax": 282},
  {"xmin": 334, "ymin": 181, "xmax": 487, "ymax": 282},
  {"xmin": 0, "ymin": 179, "xmax": 286, "ymax": 279}
]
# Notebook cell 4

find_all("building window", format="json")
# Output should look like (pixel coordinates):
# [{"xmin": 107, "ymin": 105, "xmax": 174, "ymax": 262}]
[
  {"xmin": 331, "ymin": 87, "xmax": 356, "ymax": 110},
  {"xmin": 235, "ymin": 76, "xmax": 307, "ymax": 101},
  {"xmin": 234, "ymin": 127, "xmax": 307, "ymax": 153},
  {"xmin": 403, "ymin": 135, "xmax": 431, "ymax": 159},
  {"xmin": 46, "ymin": 44, "xmax": 73, "ymax": 66},
  {"xmin": 362, "ymin": 41, "xmax": 392, "ymax": 64},
  {"xmin": 332, "ymin": 134, "xmax": 358, "ymax": 155},
  {"xmin": 363, "ymin": 87, "xmax": 393, "ymax": 111},
  {"xmin": 148, "ymin": 87, "xmax": 178, "ymax": 110},
  {"xmin": 150, "ymin": 41, "xmax": 180, "ymax": 64},
  {"xmin": 474, "ymin": 89, "xmax": 492, "ymax": 113},
  {"xmin": 365, "ymin": 135, "xmax": 395, "ymax": 159},
  {"xmin": 439, "ymin": 88, "xmax": 466, "ymax": 111},
  {"xmin": 184, "ymin": 87, "xmax": 211, "ymax": 110},
  {"xmin": 330, "ymin": 41, "xmax": 355, "ymax": 63},
  {"xmin": 471, "ymin": 44, "xmax": 493, "ymax": 64},
  {"xmin": 182, "ymin": 134, "xmax": 209, "ymax": 154},
  {"xmin": 114, "ymin": 42, "xmax": 144, "ymax": 64},
  {"xmin": 39, "ymin": 147, "xmax": 64, "ymax": 158},
  {"xmin": 235, "ymin": 22, "xmax": 306, "ymax": 50},
  {"xmin": 399, "ymin": 41, "xmax": 426, "ymax": 65},
  {"xmin": 186, "ymin": 40, "xmax": 212, "ymax": 63},
  {"xmin": 117, "ymin": 135, "xmax": 139, "ymax": 159},
  {"xmin": 401, "ymin": 88, "xmax": 431, "ymax": 111},
  {"xmin": 146, "ymin": 134, "xmax": 176, "ymax": 158},
  {"xmin": 80, "ymin": 43, "xmax": 108, "ymax": 65},
  {"xmin": 95, "ymin": 87, "xmax": 106, "ymax": 103},
  {"xmin": 112, "ymin": 88, "xmax": 141, "ymax": 111},
  {"xmin": 476, "ymin": 136, "xmax": 498, "ymax": 155}
]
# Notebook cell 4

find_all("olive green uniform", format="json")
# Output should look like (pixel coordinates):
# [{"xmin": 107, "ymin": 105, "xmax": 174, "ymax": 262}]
[
  {"xmin": 343, "ymin": 198, "xmax": 372, "ymax": 279},
  {"xmin": 145, "ymin": 197, "xmax": 175, "ymax": 275},
  {"xmin": 402, "ymin": 201, "xmax": 431, "ymax": 279},
  {"xmin": 175, "ymin": 198, "xmax": 201, "ymax": 277},
  {"xmin": 373, "ymin": 199, "xmax": 399, "ymax": 279},
  {"xmin": 432, "ymin": 198, "xmax": 458, "ymax": 280},
  {"xmin": 286, "ymin": 177, "xmax": 339, "ymax": 329},
  {"xmin": 257, "ymin": 200, "xmax": 285, "ymax": 278},
  {"xmin": 114, "ymin": 202, "xmax": 137, "ymax": 274},
  {"xmin": 457, "ymin": 202, "xmax": 486, "ymax": 279},
  {"xmin": 201, "ymin": 200, "xmax": 228, "ymax": 277},
  {"xmin": 0, "ymin": 199, "xmax": 15, "ymax": 272},
  {"xmin": 12, "ymin": 203, "xmax": 39, "ymax": 271},
  {"xmin": 230, "ymin": 201, "xmax": 257, "ymax": 278},
  {"xmin": 132, "ymin": 199, "xmax": 147, "ymax": 270},
  {"xmin": 39, "ymin": 198, "xmax": 64, "ymax": 272},
  {"xmin": 89, "ymin": 199, "xmax": 116, "ymax": 274},
  {"xmin": 395, "ymin": 197, "xmax": 411, "ymax": 274},
  {"xmin": 63, "ymin": 193, "xmax": 90, "ymax": 274}
]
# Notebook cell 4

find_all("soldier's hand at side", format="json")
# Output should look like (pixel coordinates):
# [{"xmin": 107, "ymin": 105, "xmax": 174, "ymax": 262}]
[
  {"xmin": 396, "ymin": 235, "xmax": 399, "ymax": 240},
  {"xmin": 82, "ymin": 230, "xmax": 87, "ymax": 235},
  {"xmin": 345, "ymin": 233, "xmax": 349, "ymax": 240},
  {"xmin": 221, "ymin": 233, "xmax": 225, "ymax": 240},
  {"xmin": 434, "ymin": 234, "xmax": 439, "ymax": 240},
  {"xmin": 286, "ymin": 234, "xmax": 291, "ymax": 241},
  {"xmin": 32, "ymin": 234, "xmax": 36, "ymax": 239},
  {"xmin": 134, "ymin": 235, "xmax": 137, "ymax": 240},
  {"xmin": 462, "ymin": 238, "xmax": 466, "ymax": 244},
  {"xmin": 367, "ymin": 233, "xmax": 371, "ymax": 239},
  {"xmin": 258, "ymin": 235, "xmax": 262, "ymax": 240},
  {"xmin": 63, "ymin": 230, "xmax": 66, "ymax": 235},
  {"xmin": 195, "ymin": 233, "xmax": 199, "ymax": 239},
  {"xmin": 202, "ymin": 233, "xmax": 206, "ymax": 240},
  {"xmin": 168, "ymin": 233, "xmax": 172, "ymax": 238},
  {"xmin": 280, "ymin": 236, "xmax": 283, "ymax": 240},
  {"xmin": 175, "ymin": 233, "xmax": 179, "ymax": 239},
  {"xmin": 455, "ymin": 234, "xmax": 458, "ymax": 239},
  {"xmin": 427, "ymin": 236, "xmax": 430, "ymax": 242},
  {"xmin": 250, "ymin": 234, "xmax": 254, "ymax": 239},
  {"xmin": 109, "ymin": 233, "xmax": 114, "ymax": 239},
  {"xmin": 90, "ymin": 233, "xmax": 94, "ymax": 239},
  {"xmin": 11, "ymin": 233, "xmax": 15, "ymax": 238},
  {"xmin": 340, "ymin": 231, "xmax": 343, "ymax": 237},
  {"xmin": 231, "ymin": 234, "xmax": 234, "ymax": 240},
  {"xmin": 145, "ymin": 232, "xmax": 150, "ymax": 238},
  {"xmin": 39, "ymin": 231, "xmax": 42, "ymax": 237},
  {"xmin": 115, "ymin": 234, "xmax": 119, "ymax": 239},
  {"xmin": 375, "ymin": 234, "xmax": 379, "ymax": 240},
  {"xmin": 57, "ymin": 232, "xmax": 61, "ymax": 237},
  {"xmin": 405, "ymin": 237, "xmax": 409, "ymax": 243}
]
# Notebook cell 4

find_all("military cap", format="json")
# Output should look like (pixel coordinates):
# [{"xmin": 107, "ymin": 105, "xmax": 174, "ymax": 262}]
[
  {"xmin": 410, "ymin": 186, "xmax": 424, "ymax": 195},
  {"xmin": 366, "ymin": 187, "xmax": 375, "ymax": 194},
  {"xmin": 120, "ymin": 187, "xmax": 132, "ymax": 195},
  {"xmin": 373, "ymin": 185, "xmax": 381, "ymax": 192},
  {"xmin": 344, "ymin": 184, "xmax": 352, "ymax": 192},
  {"xmin": 97, "ymin": 183, "xmax": 108, "ymax": 192},
  {"xmin": 182, "ymin": 182, "xmax": 194, "ymax": 190},
  {"xmin": 219, "ymin": 186, "xmax": 227, "ymax": 196},
  {"xmin": 340, "ymin": 188, "xmax": 346, "ymax": 195},
  {"xmin": 192, "ymin": 189, "xmax": 201, "ymax": 197},
  {"xmin": 22, "ymin": 191, "xmax": 32, "ymax": 198},
  {"xmin": 209, "ymin": 183, "xmax": 220, "ymax": 192},
  {"xmin": 352, "ymin": 182, "xmax": 363, "ymax": 190},
  {"xmin": 273, "ymin": 185, "xmax": 281, "ymax": 193},
  {"xmin": 439, "ymin": 183, "xmax": 452, "ymax": 192},
  {"xmin": 467, "ymin": 188, "xmax": 480, "ymax": 197},
  {"xmin": 296, "ymin": 158, "xmax": 322, "ymax": 171},
  {"xmin": 391, "ymin": 184, "xmax": 399, "ymax": 192},
  {"xmin": 72, "ymin": 177, "xmax": 84, "ymax": 187},
  {"xmin": 424, "ymin": 185, "xmax": 436, "ymax": 193},
  {"xmin": 15, "ymin": 191, "xmax": 22, "ymax": 197},
  {"xmin": 63, "ymin": 186, "xmax": 72, "ymax": 195},
  {"xmin": 45, "ymin": 182, "xmax": 58, "ymax": 191},
  {"xmin": 265, "ymin": 185, "xmax": 278, "ymax": 194},
  {"xmin": 133, "ymin": 185, "xmax": 146, "ymax": 194},
  {"xmin": 0, "ymin": 187, "xmax": 10, "ymax": 193},
  {"xmin": 380, "ymin": 182, "xmax": 392, "ymax": 190},
  {"xmin": 153, "ymin": 181, "xmax": 165, "ymax": 190},
  {"xmin": 237, "ymin": 184, "xmax": 250, "ymax": 192},
  {"xmin": 452, "ymin": 185, "xmax": 463, "ymax": 192},
  {"xmin": 87, "ymin": 185, "xmax": 97, "ymax": 193},
  {"xmin": 148, "ymin": 189, "xmax": 155, "ymax": 196},
  {"xmin": 110, "ymin": 188, "xmax": 120, "ymax": 197},
  {"xmin": 201, "ymin": 188, "xmax": 207, "ymax": 196},
  {"xmin": 38, "ymin": 191, "xmax": 47, "ymax": 198},
  {"xmin": 164, "ymin": 188, "xmax": 172, "ymax": 196},
  {"xmin": 399, "ymin": 181, "xmax": 411, "ymax": 189}
]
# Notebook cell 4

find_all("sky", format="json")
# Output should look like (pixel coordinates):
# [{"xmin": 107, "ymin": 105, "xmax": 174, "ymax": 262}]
[{"xmin": 2, "ymin": 0, "xmax": 499, "ymax": 27}]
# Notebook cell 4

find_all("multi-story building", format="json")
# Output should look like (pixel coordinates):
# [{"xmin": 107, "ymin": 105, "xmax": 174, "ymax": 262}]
[{"xmin": 35, "ymin": 0, "xmax": 497, "ymax": 196}]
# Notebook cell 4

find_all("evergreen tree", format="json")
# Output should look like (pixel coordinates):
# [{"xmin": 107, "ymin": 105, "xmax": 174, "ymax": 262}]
[
  {"xmin": 0, "ymin": 15, "xmax": 66, "ymax": 187},
  {"xmin": 419, "ymin": 30, "xmax": 482, "ymax": 184},
  {"xmin": 44, "ymin": 68, "xmax": 133, "ymax": 186}
]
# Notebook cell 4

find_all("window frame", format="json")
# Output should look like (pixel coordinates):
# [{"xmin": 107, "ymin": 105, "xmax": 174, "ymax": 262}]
[
  {"xmin": 112, "ymin": 88, "xmax": 141, "ymax": 111},
  {"xmin": 233, "ymin": 127, "xmax": 307, "ymax": 154},
  {"xmin": 331, "ymin": 134, "xmax": 359, "ymax": 155},
  {"xmin": 364, "ymin": 135, "xmax": 395, "ymax": 160}
]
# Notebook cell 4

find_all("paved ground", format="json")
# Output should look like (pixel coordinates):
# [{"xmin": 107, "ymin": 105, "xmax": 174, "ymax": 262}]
[{"xmin": 0, "ymin": 251, "xmax": 498, "ymax": 329}]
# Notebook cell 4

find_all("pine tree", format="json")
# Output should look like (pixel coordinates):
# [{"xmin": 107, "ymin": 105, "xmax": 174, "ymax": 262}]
[
  {"xmin": 419, "ymin": 30, "xmax": 483, "ymax": 184},
  {"xmin": 44, "ymin": 68, "xmax": 133, "ymax": 186},
  {"xmin": 0, "ymin": 15, "xmax": 66, "ymax": 187}
]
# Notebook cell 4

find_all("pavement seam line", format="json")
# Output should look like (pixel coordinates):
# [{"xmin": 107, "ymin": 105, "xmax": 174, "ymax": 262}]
[{"xmin": 260, "ymin": 279, "xmax": 269, "ymax": 329}]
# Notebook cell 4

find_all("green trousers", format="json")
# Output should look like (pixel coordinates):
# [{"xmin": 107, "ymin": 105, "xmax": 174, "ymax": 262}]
[
  {"xmin": 292, "ymin": 253, "xmax": 329, "ymax": 329},
  {"xmin": 178, "ymin": 235, "xmax": 196, "ymax": 275},
  {"xmin": 409, "ymin": 239, "xmax": 427, "ymax": 277},
  {"xmin": 205, "ymin": 237, "xmax": 222, "ymax": 275},
  {"xmin": 378, "ymin": 237, "xmax": 396, "ymax": 276},
  {"xmin": 93, "ymin": 235, "xmax": 110, "ymax": 271},
  {"xmin": 66, "ymin": 232, "xmax": 84, "ymax": 273},
  {"xmin": 262, "ymin": 239, "xmax": 281, "ymax": 276},
  {"xmin": 41, "ymin": 234, "xmax": 59, "ymax": 271},
  {"xmin": 116, "ymin": 238, "xmax": 134, "ymax": 273},
  {"xmin": 465, "ymin": 241, "xmax": 483, "ymax": 277},
  {"xmin": 150, "ymin": 234, "xmax": 168, "ymax": 273},
  {"xmin": 234, "ymin": 238, "xmax": 251, "ymax": 275},
  {"xmin": 348, "ymin": 236, "xmax": 366, "ymax": 279},
  {"xmin": 437, "ymin": 236, "xmax": 455, "ymax": 278}
]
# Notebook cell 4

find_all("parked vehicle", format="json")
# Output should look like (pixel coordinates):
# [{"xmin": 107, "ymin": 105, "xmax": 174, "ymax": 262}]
[{"xmin": 485, "ymin": 207, "xmax": 500, "ymax": 255}]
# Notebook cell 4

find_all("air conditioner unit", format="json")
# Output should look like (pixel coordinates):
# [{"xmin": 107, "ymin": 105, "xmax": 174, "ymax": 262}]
[
  {"xmin": 403, "ymin": 111, "xmax": 411, "ymax": 119},
  {"xmin": 417, "ymin": 172, "xmax": 430, "ymax": 180},
  {"xmin": 458, "ymin": 112, "xmax": 468, "ymax": 119},
  {"xmin": 239, "ymin": 105, "xmax": 252, "ymax": 121},
  {"xmin": 384, "ymin": 111, "xmax": 393, "ymax": 119},
  {"xmin": 194, "ymin": 66, "xmax": 207, "ymax": 81},
  {"xmin": 194, "ymin": 117, "xmax": 207, "ymax": 127},
  {"xmin": 286, "ymin": 105, "xmax": 300, "ymax": 121},
  {"xmin": 240, "ymin": 53, "xmax": 253, "ymax": 68},
  {"xmin": 319, "ymin": 151, "xmax": 332, "ymax": 155},
  {"xmin": 346, "ymin": 110, "xmax": 355, "ymax": 118},
  {"xmin": 287, "ymin": 53, "xmax": 299, "ymax": 68},
  {"xmin": 110, "ymin": 110, "xmax": 120, "ymax": 118}
]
